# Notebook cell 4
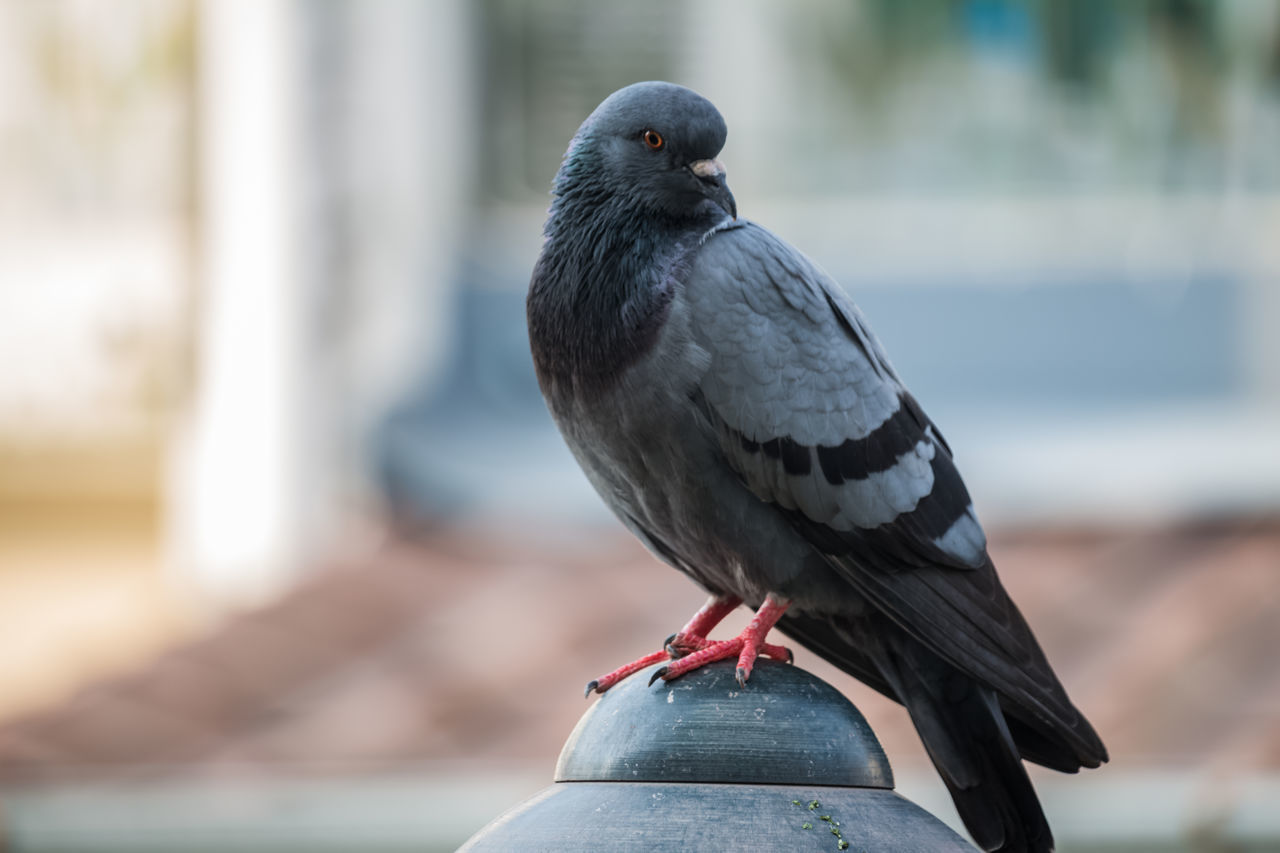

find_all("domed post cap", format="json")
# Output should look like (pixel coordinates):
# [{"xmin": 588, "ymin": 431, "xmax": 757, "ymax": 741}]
[
  {"xmin": 458, "ymin": 659, "xmax": 977, "ymax": 851},
  {"xmin": 556, "ymin": 659, "xmax": 893, "ymax": 787}
]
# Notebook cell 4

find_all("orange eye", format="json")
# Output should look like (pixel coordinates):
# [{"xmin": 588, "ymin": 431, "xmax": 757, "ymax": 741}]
[{"xmin": 642, "ymin": 129, "xmax": 664, "ymax": 150}]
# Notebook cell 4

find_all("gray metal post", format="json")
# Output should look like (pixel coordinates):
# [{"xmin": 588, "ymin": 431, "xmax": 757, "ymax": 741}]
[{"xmin": 458, "ymin": 659, "xmax": 975, "ymax": 851}]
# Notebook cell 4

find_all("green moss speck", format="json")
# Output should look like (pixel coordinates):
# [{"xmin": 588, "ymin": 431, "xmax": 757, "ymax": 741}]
[{"xmin": 792, "ymin": 794, "xmax": 849, "ymax": 848}]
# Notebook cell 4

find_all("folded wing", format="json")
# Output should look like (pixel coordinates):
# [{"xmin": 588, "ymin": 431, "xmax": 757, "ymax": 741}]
[{"xmin": 685, "ymin": 222, "xmax": 1106, "ymax": 766}]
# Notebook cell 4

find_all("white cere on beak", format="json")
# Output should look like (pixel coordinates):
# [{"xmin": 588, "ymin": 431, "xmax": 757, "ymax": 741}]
[{"xmin": 690, "ymin": 158, "xmax": 726, "ymax": 179}]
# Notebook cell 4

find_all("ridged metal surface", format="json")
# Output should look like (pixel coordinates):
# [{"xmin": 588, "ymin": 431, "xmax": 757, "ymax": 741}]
[
  {"xmin": 460, "ymin": 660, "xmax": 975, "ymax": 851},
  {"xmin": 459, "ymin": 781, "xmax": 974, "ymax": 852}
]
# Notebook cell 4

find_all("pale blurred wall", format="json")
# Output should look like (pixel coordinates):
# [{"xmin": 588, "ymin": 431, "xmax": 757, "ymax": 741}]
[
  {"xmin": 0, "ymin": 0, "xmax": 482, "ymax": 718},
  {"xmin": 0, "ymin": 0, "xmax": 197, "ymax": 720},
  {"xmin": 0, "ymin": 1, "xmax": 192, "ymax": 518}
]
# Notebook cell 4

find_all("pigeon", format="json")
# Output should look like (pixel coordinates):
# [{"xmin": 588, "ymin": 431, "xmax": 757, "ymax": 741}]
[{"xmin": 527, "ymin": 81, "xmax": 1106, "ymax": 853}]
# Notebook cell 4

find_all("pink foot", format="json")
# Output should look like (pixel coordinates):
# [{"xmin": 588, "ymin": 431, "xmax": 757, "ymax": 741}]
[
  {"xmin": 664, "ymin": 632, "xmax": 793, "ymax": 664},
  {"xmin": 650, "ymin": 594, "xmax": 791, "ymax": 687},
  {"xmin": 585, "ymin": 594, "xmax": 741, "ymax": 696},
  {"xmin": 585, "ymin": 594, "xmax": 794, "ymax": 696}
]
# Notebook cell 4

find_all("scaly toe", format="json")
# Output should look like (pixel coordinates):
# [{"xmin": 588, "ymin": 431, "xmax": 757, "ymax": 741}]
[
  {"xmin": 656, "ymin": 637, "xmax": 745, "ymax": 683},
  {"xmin": 761, "ymin": 642, "xmax": 793, "ymax": 663}
]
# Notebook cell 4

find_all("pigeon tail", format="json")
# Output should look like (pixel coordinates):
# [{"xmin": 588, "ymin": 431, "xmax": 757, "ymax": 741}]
[{"xmin": 886, "ymin": 642, "xmax": 1055, "ymax": 853}]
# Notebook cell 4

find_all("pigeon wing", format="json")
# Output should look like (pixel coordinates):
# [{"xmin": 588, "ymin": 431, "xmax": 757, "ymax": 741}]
[
  {"xmin": 687, "ymin": 221, "xmax": 986, "ymax": 570},
  {"xmin": 685, "ymin": 222, "xmax": 1105, "ymax": 764}
]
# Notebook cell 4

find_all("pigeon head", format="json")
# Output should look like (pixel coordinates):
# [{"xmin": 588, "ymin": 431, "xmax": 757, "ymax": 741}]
[{"xmin": 553, "ymin": 81, "xmax": 737, "ymax": 225}]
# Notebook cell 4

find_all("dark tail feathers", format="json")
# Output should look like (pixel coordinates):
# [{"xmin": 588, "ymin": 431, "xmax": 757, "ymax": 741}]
[{"xmin": 888, "ymin": 646, "xmax": 1054, "ymax": 852}]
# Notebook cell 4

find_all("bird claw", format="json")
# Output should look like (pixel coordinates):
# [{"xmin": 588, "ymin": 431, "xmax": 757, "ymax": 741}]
[
  {"xmin": 586, "ymin": 596, "xmax": 791, "ymax": 695},
  {"xmin": 584, "ymin": 680, "xmax": 600, "ymax": 698},
  {"xmin": 735, "ymin": 666, "xmax": 749, "ymax": 687},
  {"xmin": 584, "ymin": 648, "xmax": 670, "ymax": 698}
]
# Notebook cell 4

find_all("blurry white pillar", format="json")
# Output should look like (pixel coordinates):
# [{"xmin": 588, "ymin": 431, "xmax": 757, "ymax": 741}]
[
  {"xmin": 171, "ymin": 0, "xmax": 476, "ymax": 607},
  {"xmin": 170, "ymin": 0, "xmax": 306, "ymax": 606}
]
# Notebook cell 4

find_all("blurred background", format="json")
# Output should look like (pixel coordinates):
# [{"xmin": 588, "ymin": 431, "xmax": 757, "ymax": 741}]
[{"xmin": 0, "ymin": 0, "xmax": 1278, "ymax": 850}]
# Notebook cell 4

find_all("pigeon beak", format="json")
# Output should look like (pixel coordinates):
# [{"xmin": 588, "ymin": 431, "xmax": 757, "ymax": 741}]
[{"xmin": 690, "ymin": 158, "xmax": 737, "ymax": 220}]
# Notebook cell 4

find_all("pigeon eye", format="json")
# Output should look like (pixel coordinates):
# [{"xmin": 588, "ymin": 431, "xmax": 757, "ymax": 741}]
[{"xmin": 642, "ymin": 129, "xmax": 664, "ymax": 150}]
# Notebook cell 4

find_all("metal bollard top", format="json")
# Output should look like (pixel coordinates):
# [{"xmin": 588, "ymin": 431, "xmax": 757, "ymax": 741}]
[
  {"xmin": 458, "ymin": 658, "xmax": 976, "ymax": 851},
  {"xmin": 556, "ymin": 659, "xmax": 893, "ymax": 788}
]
